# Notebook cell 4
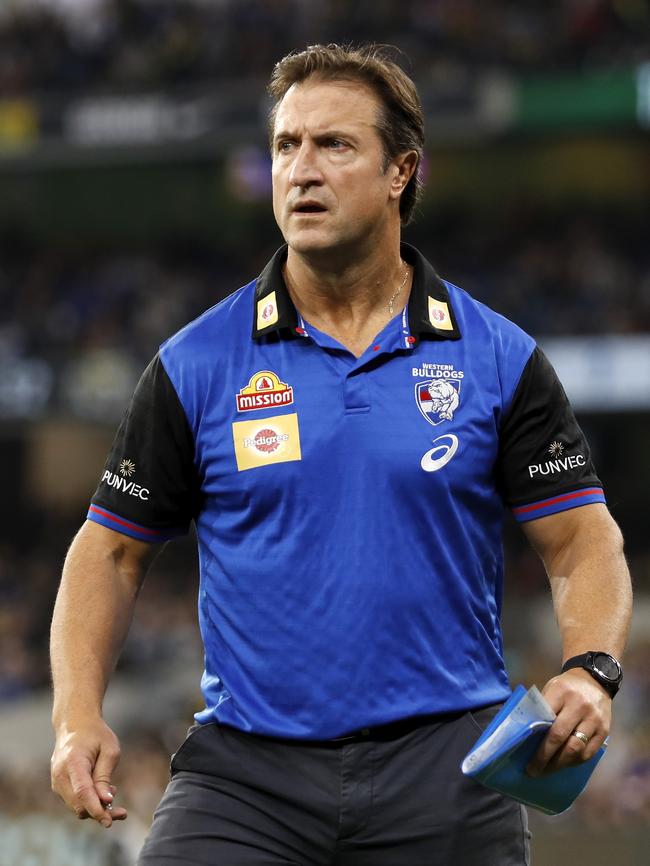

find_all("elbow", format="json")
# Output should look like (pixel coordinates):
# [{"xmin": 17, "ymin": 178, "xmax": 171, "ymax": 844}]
[
  {"xmin": 109, "ymin": 542, "xmax": 147, "ymax": 597},
  {"xmin": 77, "ymin": 520, "xmax": 153, "ymax": 596},
  {"xmin": 600, "ymin": 512, "xmax": 627, "ymax": 566},
  {"xmin": 599, "ymin": 512, "xmax": 633, "ymax": 599}
]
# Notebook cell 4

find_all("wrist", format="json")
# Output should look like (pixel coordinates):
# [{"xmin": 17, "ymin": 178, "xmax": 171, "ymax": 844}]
[
  {"xmin": 52, "ymin": 703, "xmax": 104, "ymax": 733},
  {"xmin": 561, "ymin": 650, "xmax": 623, "ymax": 699}
]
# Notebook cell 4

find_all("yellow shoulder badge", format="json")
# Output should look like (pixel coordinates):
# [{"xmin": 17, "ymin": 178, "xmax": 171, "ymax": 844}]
[
  {"xmin": 428, "ymin": 297, "xmax": 454, "ymax": 331},
  {"xmin": 257, "ymin": 291, "xmax": 279, "ymax": 330}
]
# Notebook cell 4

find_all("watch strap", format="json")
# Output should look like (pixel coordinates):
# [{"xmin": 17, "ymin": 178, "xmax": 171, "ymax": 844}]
[{"xmin": 562, "ymin": 652, "xmax": 592, "ymax": 671}]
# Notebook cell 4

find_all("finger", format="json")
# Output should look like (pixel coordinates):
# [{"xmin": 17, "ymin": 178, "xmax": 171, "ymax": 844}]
[
  {"xmin": 93, "ymin": 745, "xmax": 122, "ymax": 826},
  {"xmin": 95, "ymin": 779, "xmax": 117, "ymax": 805},
  {"xmin": 529, "ymin": 725, "xmax": 604, "ymax": 776},
  {"xmin": 52, "ymin": 755, "xmax": 92, "ymax": 818},
  {"xmin": 68, "ymin": 761, "xmax": 113, "ymax": 827},
  {"xmin": 97, "ymin": 796, "xmax": 128, "ymax": 822},
  {"xmin": 582, "ymin": 732, "xmax": 607, "ymax": 762},
  {"xmin": 95, "ymin": 778, "xmax": 114, "ymax": 806},
  {"xmin": 74, "ymin": 807, "xmax": 129, "ymax": 821},
  {"xmin": 95, "ymin": 789, "xmax": 128, "ymax": 823},
  {"xmin": 547, "ymin": 728, "xmax": 604, "ymax": 771},
  {"xmin": 547, "ymin": 733, "xmax": 590, "ymax": 771},
  {"xmin": 73, "ymin": 806, "xmax": 126, "ymax": 821},
  {"xmin": 526, "ymin": 719, "xmax": 576, "ymax": 776}
]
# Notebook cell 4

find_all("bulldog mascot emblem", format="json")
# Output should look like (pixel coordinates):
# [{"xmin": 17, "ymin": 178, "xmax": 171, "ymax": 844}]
[{"xmin": 415, "ymin": 379, "xmax": 461, "ymax": 426}]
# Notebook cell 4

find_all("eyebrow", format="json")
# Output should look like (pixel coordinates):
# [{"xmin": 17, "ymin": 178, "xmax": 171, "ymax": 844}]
[{"xmin": 272, "ymin": 128, "xmax": 362, "ymax": 146}]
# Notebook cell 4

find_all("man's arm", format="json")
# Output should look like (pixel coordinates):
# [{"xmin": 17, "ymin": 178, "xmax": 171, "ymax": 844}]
[
  {"xmin": 50, "ymin": 520, "xmax": 161, "ymax": 827},
  {"xmin": 520, "ymin": 502, "xmax": 632, "ymax": 775}
]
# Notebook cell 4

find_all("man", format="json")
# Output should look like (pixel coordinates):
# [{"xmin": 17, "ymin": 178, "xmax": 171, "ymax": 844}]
[{"xmin": 50, "ymin": 44, "xmax": 632, "ymax": 865}]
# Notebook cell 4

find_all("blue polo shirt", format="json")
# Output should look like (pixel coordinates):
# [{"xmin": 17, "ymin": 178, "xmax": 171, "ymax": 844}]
[{"xmin": 88, "ymin": 244, "xmax": 605, "ymax": 739}]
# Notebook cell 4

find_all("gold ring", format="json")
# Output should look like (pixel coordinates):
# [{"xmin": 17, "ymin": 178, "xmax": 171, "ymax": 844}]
[{"xmin": 571, "ymin": 730, "xmax": 590, "ymax": 745}]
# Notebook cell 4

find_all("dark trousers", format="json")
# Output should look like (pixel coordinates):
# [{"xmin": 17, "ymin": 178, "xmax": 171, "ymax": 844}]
[{"xmin": 138, "ymin": 707, "xmax": 531, "ymax": 866}]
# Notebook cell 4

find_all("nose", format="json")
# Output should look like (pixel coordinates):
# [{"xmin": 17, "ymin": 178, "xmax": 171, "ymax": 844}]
[{"xmin": 288, "ymin": 141, "xmax": 323, "ymax": 189}]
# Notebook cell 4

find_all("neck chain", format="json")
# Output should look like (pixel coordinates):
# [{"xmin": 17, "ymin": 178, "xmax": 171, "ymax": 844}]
[{"xmin": 388, "ymin": 261, "xmax": 409, "ymax": 316}]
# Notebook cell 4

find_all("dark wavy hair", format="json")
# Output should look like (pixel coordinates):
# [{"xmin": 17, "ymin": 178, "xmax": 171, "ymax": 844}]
[{"xmin": 267, "ymin": 43, "xmax": 425, "ymax": 225}]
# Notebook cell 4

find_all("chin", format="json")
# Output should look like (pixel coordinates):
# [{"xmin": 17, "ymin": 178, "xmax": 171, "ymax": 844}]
[{"xmin": 285, "ymin": 229, "xmax": 336, "ymax": 257}]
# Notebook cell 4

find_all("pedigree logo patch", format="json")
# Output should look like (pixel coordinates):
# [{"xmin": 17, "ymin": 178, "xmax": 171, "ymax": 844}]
[
  {"xmin": 232, "ymin": 413, "xmax": 301, "ymax": 471},
  {"xmin": 236, "ymin": 370, "xmax": 294, "ymax": 412}
]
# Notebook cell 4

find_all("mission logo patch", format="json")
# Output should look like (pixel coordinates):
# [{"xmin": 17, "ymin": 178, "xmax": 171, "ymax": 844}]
[{"xmin": 236, "ymin": 370, "xmax": 294, "ymax": 412}]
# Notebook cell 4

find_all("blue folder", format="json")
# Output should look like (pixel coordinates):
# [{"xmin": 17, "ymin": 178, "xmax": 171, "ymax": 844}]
[{"xmin": 461, "ymin": 684, "xmax": 607, "ymax": 815}]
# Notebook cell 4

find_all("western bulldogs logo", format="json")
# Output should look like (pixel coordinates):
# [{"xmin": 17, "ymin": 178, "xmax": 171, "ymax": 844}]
[{"xmin": 415, "ymin": 379, "xmax": 460, "ymax": 426}]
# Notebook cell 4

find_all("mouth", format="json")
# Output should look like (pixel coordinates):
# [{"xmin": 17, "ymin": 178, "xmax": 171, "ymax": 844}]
[{"xmin": 291, "ymin": 203, "xmax": 327, "ymax": 215}]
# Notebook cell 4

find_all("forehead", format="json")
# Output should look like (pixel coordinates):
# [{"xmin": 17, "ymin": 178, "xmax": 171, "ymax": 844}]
[{"xmin": 273, "ymin": 78, "xmax": 382, "ymax": 139}]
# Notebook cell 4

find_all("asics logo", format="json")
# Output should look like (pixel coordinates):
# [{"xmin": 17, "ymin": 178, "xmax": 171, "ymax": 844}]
[{"xmin": 421, "ymin": 434, "xmax": 459, "ymax": 472}]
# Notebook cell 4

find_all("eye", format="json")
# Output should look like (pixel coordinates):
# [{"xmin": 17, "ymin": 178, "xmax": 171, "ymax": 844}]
[
  {"xmin": 277, "ymin": 140, "xmax": 295, "ymax": 153},
  {"xmin": 327, "ymin": 139, "xmax": 346, "ymax": 149}
]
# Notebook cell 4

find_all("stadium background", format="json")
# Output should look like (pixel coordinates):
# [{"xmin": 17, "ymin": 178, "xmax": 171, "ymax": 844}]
[{"xmin": 0, "ymin": 1, "xmax": 648, "ymax": 863}]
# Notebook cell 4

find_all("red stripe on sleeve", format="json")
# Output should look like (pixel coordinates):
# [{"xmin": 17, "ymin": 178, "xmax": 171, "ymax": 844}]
[
  {"xmin": 512, "ymin": 488, "xmax": 603, "ymax": 516},
  {"xmin": 88, "ymin": 505, "xmax": 163, "ymax": 537}
]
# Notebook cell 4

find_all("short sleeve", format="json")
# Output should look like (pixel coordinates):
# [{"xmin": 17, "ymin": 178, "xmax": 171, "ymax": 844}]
[
  {"xmin": 87, "ymin": 353, "xmax": 201, "ymax": 542},
  {"xmin": 496, "ymin": 346, "xmax": 606, "ymax": 522}
]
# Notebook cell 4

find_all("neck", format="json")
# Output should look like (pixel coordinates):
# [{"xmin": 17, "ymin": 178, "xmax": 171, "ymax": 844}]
[{"xmin": 283, "ymin": 241, "xmax": 409, "ymax": 330}]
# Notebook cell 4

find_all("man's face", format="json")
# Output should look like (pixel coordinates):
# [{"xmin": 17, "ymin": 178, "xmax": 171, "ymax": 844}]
[{"xmin": 271, "ymin": 79, "xmax": 400, "ymax": 258}]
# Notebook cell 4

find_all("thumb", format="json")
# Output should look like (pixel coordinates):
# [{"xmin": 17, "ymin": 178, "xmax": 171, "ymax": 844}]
[{"xmin": 92, "ymin": 742, "xmax": 120, "ymax": 803}]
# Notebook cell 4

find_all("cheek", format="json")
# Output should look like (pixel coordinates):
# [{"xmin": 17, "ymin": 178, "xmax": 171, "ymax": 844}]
[
  {"xmin": 271, "ymin": 177, "xmax": 285, "ymax": 219},
  {"xmin": 345, "ymin": 177, "xmax": 388, "ymax": 214}
]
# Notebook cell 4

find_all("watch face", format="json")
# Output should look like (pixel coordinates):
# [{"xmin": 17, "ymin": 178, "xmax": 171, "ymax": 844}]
[{"xmin": 593, "ymin": 653, "xmax": 620, "ymax": 682}]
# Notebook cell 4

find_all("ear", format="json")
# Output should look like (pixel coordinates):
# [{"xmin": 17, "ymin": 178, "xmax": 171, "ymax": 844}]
[{"xmin": 388, "ymin": 151, "xmax": 419, "ymax": 201}]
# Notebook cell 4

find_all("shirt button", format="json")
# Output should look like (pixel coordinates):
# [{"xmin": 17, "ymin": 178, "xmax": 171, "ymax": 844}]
[
  {"xmin": 407, "ymin": 336, "xmax": 416, "ymax": 344},
  {"xmin": 372, "ymin": 345, "xmax": 380, "ymax": 352},
  {"xmin": 295, "ymin": 326, "xmax": 306, "ymax": 335}
]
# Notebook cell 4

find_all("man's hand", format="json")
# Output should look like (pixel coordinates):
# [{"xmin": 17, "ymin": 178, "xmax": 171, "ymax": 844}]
[
  {"xmin": 51, "ymin": 718, "xmax": 128, "ymax": 828},
  {"xmin": 526, "ymin": 668, "xmax": 611, "ymax": 777}
]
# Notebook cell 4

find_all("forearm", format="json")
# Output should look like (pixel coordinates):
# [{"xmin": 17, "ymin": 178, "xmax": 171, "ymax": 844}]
[
  {"xmin": 545, "ymin": 510, "xmax": 632, "ymax": 661},
  {"xmin": 50, "ymin": 522, "xmax": 148, "ymax": 729},
  {"xmin": 522, "ymin": 505, "xmax": 632, "ymax": 774}
]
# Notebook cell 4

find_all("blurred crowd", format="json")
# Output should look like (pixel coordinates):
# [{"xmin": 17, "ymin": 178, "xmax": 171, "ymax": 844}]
[
  {"xmin": 0, "ymin": 235, "xmax": 243, "ymax": 421},
  {"xmin": 410, "ymin": 206, "xmax": 650, "ymax": 336},
  {"xmin": 1, "ymin": 206, "xmax": 648, "ymax": 421},
  {"xmin": 0, "ymin": 0, "xmax": 649, "ymax": 99},
  {"xmin": 0, "ymin": 517, "xmax": 201, "ymax": 701}
]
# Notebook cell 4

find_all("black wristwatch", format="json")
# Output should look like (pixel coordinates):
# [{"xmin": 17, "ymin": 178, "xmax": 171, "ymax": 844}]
[{"xmin": 561, "ymin": 651, "xmax": 623, "ymax": 699}]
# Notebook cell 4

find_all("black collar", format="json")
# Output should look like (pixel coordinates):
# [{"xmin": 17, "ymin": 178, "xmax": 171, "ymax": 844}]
[{"xmin": 252, "ymin": 243, "xmax": 461, "ymax": 344}]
